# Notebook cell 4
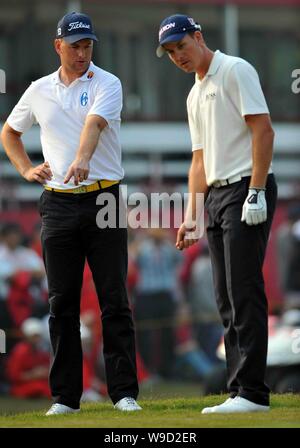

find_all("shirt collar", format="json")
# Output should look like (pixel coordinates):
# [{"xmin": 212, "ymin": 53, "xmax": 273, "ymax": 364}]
[
  {"xmin": 52, "ymin": 62, "xmax": 95, "ymax": 85},
  {"xmin": 207, "ymin": 50, "xmax": 223, "ymax": 76},
  {"xmin": 196, "ymin": 50, "xmax": 224, "ymax": 83}
]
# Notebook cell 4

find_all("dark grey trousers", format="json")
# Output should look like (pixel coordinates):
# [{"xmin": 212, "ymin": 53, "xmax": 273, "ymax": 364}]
[{"xmin": 206, "ymin": 174, "xmax": 277, "ymax": 406}]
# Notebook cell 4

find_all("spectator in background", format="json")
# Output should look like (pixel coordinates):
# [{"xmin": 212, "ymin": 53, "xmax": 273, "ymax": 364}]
[
  {"xmin": 179, "ymin": 241, "xmax": 204, "ymax": 288},
  {"xmin": 0, "ymin": 223, "xmax": 47, "ymax": 357},
  {"xmin": 6, "ymin": 317, "xmax": 50, "ymax": 398},
  {"xmin": 177, "ymin": 239, "xmax": 222, "ymax": 373},
  {"xmin": 276, "ymin": 204, "xmax": 300, "ymax": 308},
  {"xmin": 133, "ymin": 228, "xmax": 183, "ymax": 379},
  {"xmin": 29, "ymin": 222, "xmax": 43, "ymax": 258},
  {"xmin": 174, "ymin": 300, "xmax": 215, "ymax": 380},
  {"xmin": 284, "ymin": 215, "xmax": 300, "ymax": 309},
  {"xmin": 188, "ymin": 242, "xmax": 223, "ymax": 363},
  {"xmin": 0, "ymin": 223, "xmax": 45, "ymax": 301}
]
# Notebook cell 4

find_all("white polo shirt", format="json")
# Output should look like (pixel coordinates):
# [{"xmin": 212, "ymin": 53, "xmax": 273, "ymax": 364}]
[
  {"xmin": 7, "ymin": 62, "xmax": 124, "ymax": 189},
  {"xmin": 187, "ymin": 50, "xmax": 270, "ymax": 186}
]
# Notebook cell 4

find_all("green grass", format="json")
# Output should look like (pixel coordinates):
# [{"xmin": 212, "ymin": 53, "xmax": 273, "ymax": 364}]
[{"xmin": 0, "ymin": 393, "xmax": 299, "ymax": 428}]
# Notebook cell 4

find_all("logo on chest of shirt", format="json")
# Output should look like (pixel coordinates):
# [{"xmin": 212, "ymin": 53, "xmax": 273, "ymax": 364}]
[
  {"xmin": 80, "ymin": 92, "xmax": 88, "ymax": 106},
  {"xmin": 205, "ymin": 92, "xmax": 217, "ymax": 101}
]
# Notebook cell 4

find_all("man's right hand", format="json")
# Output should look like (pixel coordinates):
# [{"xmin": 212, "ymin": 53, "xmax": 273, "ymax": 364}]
[
  {"xmin": 24, "ymin": 161, "xmax": 53, "ymax": 184},
  {"xmin": 175, "ymin": 223, "xmax": 199, "ymax": 251}
]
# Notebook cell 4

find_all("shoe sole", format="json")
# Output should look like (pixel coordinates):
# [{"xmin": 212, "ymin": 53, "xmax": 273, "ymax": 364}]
[{"xmin": 45, "ymin": 409, "xmax": 80, "ymax": 416}]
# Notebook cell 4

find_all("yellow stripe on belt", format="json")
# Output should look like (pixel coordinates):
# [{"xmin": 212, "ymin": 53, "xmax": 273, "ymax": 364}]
[{"xmin": 44, "ymin": 180, "xmax": 120, "ymax": 194}]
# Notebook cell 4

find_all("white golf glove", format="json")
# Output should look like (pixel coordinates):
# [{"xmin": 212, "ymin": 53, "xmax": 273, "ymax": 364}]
[{"xmin": 241, "ymin": 188, "xmax": 267, "ymax": 226}]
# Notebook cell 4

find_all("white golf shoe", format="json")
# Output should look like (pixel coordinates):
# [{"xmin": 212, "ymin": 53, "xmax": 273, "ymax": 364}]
[
  {"xmin": 201, "ymin": 397, "xmax": 235, "ymax": 414},
  {"xmin": 45, "ymin": 403, "xmax": 80, "ymax": 416},
  {"xmin": 202, "ymin": 396, "xmax": 269, "ymax": 414},
  {"xmin": 114, "ymin": 397, "xmax": 142, "ymax": 411}
]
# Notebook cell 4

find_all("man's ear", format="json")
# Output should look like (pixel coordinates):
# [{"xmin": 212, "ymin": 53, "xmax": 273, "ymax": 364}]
[
  {"xmin": 54, "ymin": 39, "xmax": 62, "ymax": 55},
  {"xmin": 194, "ymin": 31, "xmax": 204, "ymax": 45}
]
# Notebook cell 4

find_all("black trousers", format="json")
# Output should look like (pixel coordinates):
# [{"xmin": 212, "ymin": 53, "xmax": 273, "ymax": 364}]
[
  {"xmin": 39, "ymin": 184, "xmax": 138, "ymax": 409},
  {"xmin": 206, "ymin": 174, "xmax": 277, "ymax": 406}
]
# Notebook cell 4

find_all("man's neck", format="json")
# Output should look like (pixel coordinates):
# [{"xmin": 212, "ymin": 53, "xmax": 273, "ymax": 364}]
[
  {"xmin": 196, "ymin": 49, "xmax": 214, "ymax": 80},
  {"xmin": 59, "ymin": 66, "xmax": 86, "ymax": 87}
]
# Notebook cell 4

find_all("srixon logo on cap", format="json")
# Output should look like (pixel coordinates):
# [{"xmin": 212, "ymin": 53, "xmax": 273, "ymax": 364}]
[
  {"xmin": 68, "ymin": 21, "xmax": 91, "ymax": 31},
  {"xmin": 159, "ymin": 22, "xmax": 175, "ymax": 39},
  {"xmin": 187, "ymin": 18, "xmax": 196, "ymax": 26}
]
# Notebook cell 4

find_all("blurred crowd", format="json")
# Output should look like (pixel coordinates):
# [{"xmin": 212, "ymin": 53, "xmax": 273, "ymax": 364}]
[{"xmin": 0, "ymin": 203, "xmax": 300, "ymax": 399}]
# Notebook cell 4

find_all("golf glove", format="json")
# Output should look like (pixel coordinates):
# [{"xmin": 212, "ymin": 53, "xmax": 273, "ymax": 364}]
[{"xmin": 241, "ymin": 188, "xmax": 267, "ymax": 226}]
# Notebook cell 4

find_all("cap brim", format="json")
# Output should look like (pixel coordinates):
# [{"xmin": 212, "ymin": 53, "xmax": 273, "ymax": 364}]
[
  {"xmin": 63, "ymin": 34, "xmax": 98, "ymax": 44},
  {"xmin": 156, "ymin": 32, "xmax": 187, "ymax": 58},
  {"xmin": 156, "ymin": 45, "xmax": 166, "ymax": 58}
]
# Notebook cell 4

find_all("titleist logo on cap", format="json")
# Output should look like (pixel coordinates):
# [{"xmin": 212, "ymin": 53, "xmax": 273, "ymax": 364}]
[{"xmin": 68, "ymin": 21, "xmax": 91, "ymax": 31}]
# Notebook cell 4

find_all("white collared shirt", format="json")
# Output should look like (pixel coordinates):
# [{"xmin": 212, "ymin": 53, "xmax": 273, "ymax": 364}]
[
  {"xmin": 7, "ymin": 62, "xmax": 124, "ymax": 189},
  {"xmin": 187, "ymin": 50, "xmax": 270, "ymax": 186}
]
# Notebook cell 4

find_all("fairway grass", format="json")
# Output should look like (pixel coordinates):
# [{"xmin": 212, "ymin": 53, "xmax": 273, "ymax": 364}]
[{"xmin": 0, "ymin": 394, "xmax": 299, "ymax": 428}]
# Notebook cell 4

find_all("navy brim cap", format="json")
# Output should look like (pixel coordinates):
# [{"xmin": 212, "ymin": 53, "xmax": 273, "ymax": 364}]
[
  {"xmin": 63, "ymin": 33, "xmax": 98, "ymax": 43},
  {"xmin": 156, "ymin": 32, "xmax": 187, "ymax": 58}
]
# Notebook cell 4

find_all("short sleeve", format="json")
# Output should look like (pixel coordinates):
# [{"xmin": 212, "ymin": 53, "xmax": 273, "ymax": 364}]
[
  {"xmin": 226, "ymin": 61, "xmax": 269, "ymax": 117},
  {"xmin": 187, "ymin": 94, "xmax": 203, "ymax": 152},
  {"xmin": 88, "ymin": 78, "xmax": 122, "ymax": 127},
  {"xmin": 7, "ymin": 83, "xmax": 37, "ymax": 133}
]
